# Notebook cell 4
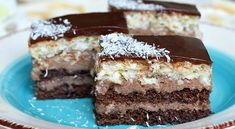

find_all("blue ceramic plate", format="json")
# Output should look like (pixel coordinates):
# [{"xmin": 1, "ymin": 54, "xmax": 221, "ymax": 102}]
[{"xmin": 0, "ymin": 24, "xmax": 235, "ymax": 129}]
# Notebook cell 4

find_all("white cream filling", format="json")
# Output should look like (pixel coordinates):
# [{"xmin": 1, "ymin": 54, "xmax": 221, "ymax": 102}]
[
  {"xmin": 29, "ymin": 36, "xmax": 99, "ymax": 60},
  {"xmin": 95, "ymin": 60, "xmax": 211, "ymax": 86},
  {"xmin": 126, "ymin": 12, "xmax": 200, "ymax": 37}
]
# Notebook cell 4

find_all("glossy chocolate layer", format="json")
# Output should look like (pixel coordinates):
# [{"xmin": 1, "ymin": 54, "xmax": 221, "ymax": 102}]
[
  {"xmin": 110, "ymin": 0, "xmax": 200, "ymax": 16},
  {"xmin": 100, "ymin": 35, "xmax": 212, "ymax": 64},
  {"xmin": 29, "ymin": 12, "xmax": 128, "ymax": 45}
]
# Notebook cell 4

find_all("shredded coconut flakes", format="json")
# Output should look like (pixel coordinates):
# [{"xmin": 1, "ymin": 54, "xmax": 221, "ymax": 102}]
[
  {"xmin": 43, "ymin": 69, "xmax": 48, "ymax": 78},
  {"xmin": 30, "ymin": 19, "xmax": 72, "ymax": 40},
  {"xmin": 130, "ymin": 117, "xmax": 136, "ymax": 121},
  {"xmin": 108, "ymin": 0, "xmax": 165, "ymax": 10},
  {"xmin": 99, "ymin": 33, "xmax": 171, "ymax": 62},
  {"xmin": 146, "ymin": 113, "xmax": 149, "ymax": 120}
]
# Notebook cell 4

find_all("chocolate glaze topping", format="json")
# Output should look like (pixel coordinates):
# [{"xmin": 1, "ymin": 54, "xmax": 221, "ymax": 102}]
[
  {"xmin": 29, "ymin": 12, "xmax": 128, "ymax": 45},
  {"xmin": 110, "ymin": 0, "xmax": 201, "ymax": 16},
  {"xmin": 101, "ymin": 35, "xmax": 212, "ymax": 65}
]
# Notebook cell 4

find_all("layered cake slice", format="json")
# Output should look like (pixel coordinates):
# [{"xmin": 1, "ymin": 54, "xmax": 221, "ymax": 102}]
[
  {"xmin": 108, "ymin": 0, "xmax": 202, "ymax": 38},
  {"xmin": 28, "ymin": 13, "xmax": 128, "ymax": 99},
  {"xmin": 94, "ymin": 33, "xmax": 212, "ymax": 125}
]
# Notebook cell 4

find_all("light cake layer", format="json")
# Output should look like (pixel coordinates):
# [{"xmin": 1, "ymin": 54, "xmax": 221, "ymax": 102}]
[
  {"xmin": 29, "ymin": 36, "xmax": 99, "ymax": 61},
  {"xmin": 126, "ymin": 11, "xmax": 201, "ymax": 38}
]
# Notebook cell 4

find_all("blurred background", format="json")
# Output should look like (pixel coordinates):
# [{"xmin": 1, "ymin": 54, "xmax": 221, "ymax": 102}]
[{"xmin": 0, "ymin": 0, "xmax": 235, "ymax": 38}]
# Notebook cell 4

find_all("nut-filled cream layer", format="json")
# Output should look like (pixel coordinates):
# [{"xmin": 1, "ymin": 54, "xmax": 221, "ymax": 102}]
[
  {"xmin": 31, "ymin": 50, "xmax": 95, "ymax": 80},
  {"xmin": 96, "ymin": 78, "xmax": 210, "ymax": 95},
  {"xmin": 95, "ymin": 101, "xmax": 210, "ymax": 115},
  {"xmin": 95, "ymin": 60, "xmax": 211, "ymax": 94},
  {"xmin": 125, "ymin": 11, "xmax": 201, "ymax": 38},
  {"xmin": 37, "ymin": 75, "xmax": 94, "ymax": 91}
]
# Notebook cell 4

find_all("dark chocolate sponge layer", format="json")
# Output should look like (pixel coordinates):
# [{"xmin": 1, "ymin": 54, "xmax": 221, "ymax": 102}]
[
  {"xmin": 35, "ymin": 83, "xmax": 92, "ymax": 99},
  {"xmin": 95, "ymin": 88, "xmax": 210, "ymax": 104},
  {"xmin": 95, "ymin": 109, "xmax": 211, "ymax": 126}
]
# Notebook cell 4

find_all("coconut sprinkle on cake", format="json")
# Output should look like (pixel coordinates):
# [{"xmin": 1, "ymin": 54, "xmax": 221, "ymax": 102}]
[
  {"xmin": 99, "ymin": 33, "xmax": 170, "ymax": 62},
  {"xmin": 30, "ymin": 19, "xmax": 71, "ymax": 40},
  {"xmin": 108, "ymin": 0, "xmax": 165, "ymax": 10}
]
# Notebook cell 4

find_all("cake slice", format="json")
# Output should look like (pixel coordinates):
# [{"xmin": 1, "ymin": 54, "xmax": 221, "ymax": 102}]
[
  {"xmin": 94, "ymin": 33, "xmax": 212, "ymax": 125},
  {"xmin": 108, "ymin": 0, "xmax": 202, "ymax": 38},
  {"xmin": 28, "ymin": 13, "xmax": 128, "ymax": 99}
]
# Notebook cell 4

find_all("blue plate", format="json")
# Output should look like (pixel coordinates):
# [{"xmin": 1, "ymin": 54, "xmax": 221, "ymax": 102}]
[{"xmin": 1, "ymin": 48, "xmax": 235, "ymax": 129}]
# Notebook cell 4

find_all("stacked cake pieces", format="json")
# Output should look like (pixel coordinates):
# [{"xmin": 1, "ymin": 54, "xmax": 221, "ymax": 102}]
[
  {"xmin": 108, "ymin": 0, "xmax": 201, "ymax": 38},
  {"xmin": 28, "ymin": 0, "xmax": 212, "ymax": 126},
  {"xmin": 29, "ymin": 13, "xmax": 128, "ymax": 99},
  {"xmin": 29, "ymin": 1, "xmax": 202, "ymax": 99},
  {"xmin": 94, "ymin": 33, "xmax": 212, "ymax": 125}
]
